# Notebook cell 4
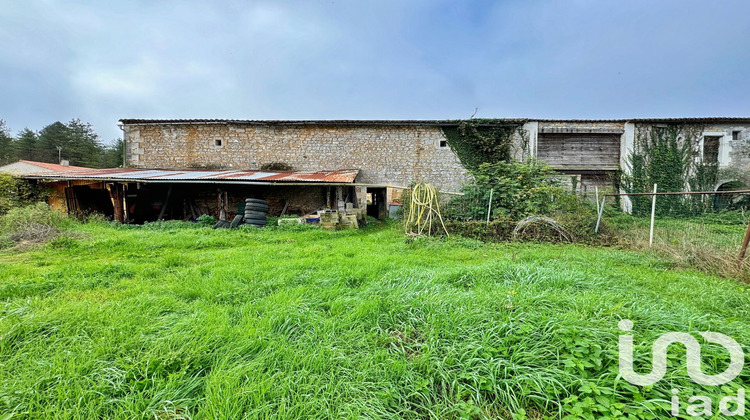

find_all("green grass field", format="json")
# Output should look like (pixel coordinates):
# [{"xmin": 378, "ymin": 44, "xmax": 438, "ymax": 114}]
[{"xmin": 1, "ymin": 221, "xmax": 749, "ymax": 419}]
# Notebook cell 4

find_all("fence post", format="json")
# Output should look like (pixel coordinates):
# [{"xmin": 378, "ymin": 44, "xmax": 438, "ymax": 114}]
[
  {"xmin": 738, "ymin": 219, "xmax": 750, "ymax": 268},
  {"xmin": 595, "ymin": 187, "xmax": 600, "ymax": 215},
  {"xmin": 486, "ymin": 189, "xmax": 494, "ymax": 226},
  {"xmin": 649, "ymin": 183, "xmax": 657, "ymax": 246},
  {"xmin": 595, "ymin": 196, "xmax": 606, "ymax": 233}
]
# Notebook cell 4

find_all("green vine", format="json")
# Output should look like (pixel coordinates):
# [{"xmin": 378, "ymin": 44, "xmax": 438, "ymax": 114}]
[
  {"xmin": 441, "ymin": 119, "xmax": 526, "ymax": 170},
  {"xmin": 622, "ymin": 124, "xmax": 720, "ymax": 216}
]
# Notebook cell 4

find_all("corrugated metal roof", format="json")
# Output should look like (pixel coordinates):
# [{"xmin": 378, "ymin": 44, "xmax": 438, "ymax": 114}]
[
  {"xmin": 118, "ymin": 118, "xmax": 528, "ymax": 126},
  {"xmin": 17, "ymin": 160, "xmax": 92, "ymax": 172},
  {"xmin": 535, "ymin": 117, "xmax": 750, "ymax": 123},
  {"xmin": 628, "ymin": 117, "xmax": 750, "ymax": 124},
  {"xmin": 21, "ymin": 168, "xmax": 360, "ymax": 184},
  {"xmin": 119, "ymin": 117, "xmax": 750, "ymax": 126}
]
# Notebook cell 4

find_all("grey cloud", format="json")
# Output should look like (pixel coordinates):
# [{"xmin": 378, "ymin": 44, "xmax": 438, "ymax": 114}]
[{"xmin": 0, "ymin": 0, "xmax": 748, "ymax": 142}]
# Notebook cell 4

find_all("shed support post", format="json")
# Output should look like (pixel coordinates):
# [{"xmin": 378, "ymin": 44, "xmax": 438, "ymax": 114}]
[{"xmin": 109, "ymin": 183, "xmax": 125, "ymax": 223}]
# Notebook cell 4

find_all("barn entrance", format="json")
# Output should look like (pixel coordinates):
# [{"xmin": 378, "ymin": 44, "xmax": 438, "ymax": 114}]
[
  {"xmin": 366, "ymin": 187, "xmax": 387, "ymax": 220},
  {"xmin": 64, "ymin": 185, "xmax": 114, "ymax": 219}
]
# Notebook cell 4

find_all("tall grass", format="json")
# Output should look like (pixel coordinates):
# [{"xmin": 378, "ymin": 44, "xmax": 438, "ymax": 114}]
[
  {"xmin": 609, "ymin": 211, "xmax": 750, "ymax": 282},
  {"xmin": 0, "ymin": 220, "xmax": 748, "ymax": 418}
]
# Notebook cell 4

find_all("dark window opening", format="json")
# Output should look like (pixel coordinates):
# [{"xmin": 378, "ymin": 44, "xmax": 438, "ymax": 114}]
[
  {"xmin": 214, "ymin": 139, "xmax": 222, "ymax": 147},
  {"xmin": 439, "ymin": 140, "xmax": 448, "ymax": 148},
  {"xmin": 703, "ymin": 136, "xmax": 720, "ymax": 164},
  {"xmin": 733, "ymin": 131, "xmax": 741, "ymax": 140}
]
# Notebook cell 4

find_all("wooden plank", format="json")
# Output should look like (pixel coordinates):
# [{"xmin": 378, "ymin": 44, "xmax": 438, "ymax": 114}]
[{"xmin": 537, "ymin": 133, "xmax": 620, "ymax": 169}]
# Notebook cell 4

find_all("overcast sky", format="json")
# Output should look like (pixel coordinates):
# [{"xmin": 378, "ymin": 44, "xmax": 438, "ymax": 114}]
[{"xmin": 1, "ymin": 0, "xmax": 749, "ymax": 143}]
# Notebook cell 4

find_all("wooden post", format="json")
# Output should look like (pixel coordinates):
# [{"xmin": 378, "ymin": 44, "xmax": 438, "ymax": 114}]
[
  {"xmin": 595, "ymin": 196, "xmax": 606, "ymax": 233},
  {"xmin": 157, "ymin": 185, "xmax": 173, "ymax": 220},
  {"xmin": 649, "ymin": 183, "xmax": 657, "ymax": 246},
  {"xmin": 595, "ymin": 187, "xmax": 600, "ymax": 215},
  {"xmin": 109, "ymin": 183, "xmax": 125, "ymax": 223},
  {"xmin": 486, "ymin": 188, "xmax": 494, "ymax": 226},
  {"xmin": 738, "ymin": 219, "xmax": 750, "ymax": 268}
]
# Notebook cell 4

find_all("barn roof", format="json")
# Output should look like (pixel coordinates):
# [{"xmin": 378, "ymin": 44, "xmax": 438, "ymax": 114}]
[
  {"xmin": 118, "ymin": 119, "xmax": 528, "ymax": 126},
  {"xmin": 13, "ymin": 160, "xmax": 91, "ymax": 172},
  {"xmin": 118, "ymin": 117, "xmax": 750, "ymax": 126},
  {"xmin": 20, "ymin": 168, "xmax": 360, "ymax": 185}
]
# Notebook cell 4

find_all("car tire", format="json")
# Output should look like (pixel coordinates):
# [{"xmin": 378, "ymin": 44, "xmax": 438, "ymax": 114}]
[
  {"xmin": 245, "ymin": 204, "xmax": 269, "ymax": 212},
  {"xmin": 244, "ymin": 210, "xmax": 267, "ymax": 218}
]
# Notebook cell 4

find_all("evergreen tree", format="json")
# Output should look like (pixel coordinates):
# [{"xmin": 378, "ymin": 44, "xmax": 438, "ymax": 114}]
[
  {"xmin": 0, "ymin": 119, "xmax": 15, "ymax": 165},
  {"xmin": 66, "ymin": 119, "xmax": 105, "ymax": 167},
  {"xmin": 36, "ymin": 120, "xmax": 105, "ymax": 167},
  {"xmin": 101, "ymin": 139, "xmax": 124, "ymax": 168},
  {"xmin": 36, "ymin": 121, "xmax": 70, "ymax": 164},
  {"xmin": 4, "ymin": 118, "xmax": 115, "ymax": 168},
  {"xmin": 13, "ymin": 128, "xmax": 39, "ymax": 161}
]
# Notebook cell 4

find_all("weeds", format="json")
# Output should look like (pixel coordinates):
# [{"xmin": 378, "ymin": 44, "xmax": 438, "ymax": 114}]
[
  {"xmin": 0, "ymin": 221, "xmax": 748, "ymax": 418},
  {"xmin": 0, "ymin": 202, "xmax": 74, "ymax": 249}
]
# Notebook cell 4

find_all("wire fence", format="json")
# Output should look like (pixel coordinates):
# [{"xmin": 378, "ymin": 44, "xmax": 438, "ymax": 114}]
[
  {"xmin": 429, "ymin": 184, "xmax": 750, "ymax": 279},
  {"xmin": 602, "ymin": 188, "xmax": 750, "ymax": 274}
]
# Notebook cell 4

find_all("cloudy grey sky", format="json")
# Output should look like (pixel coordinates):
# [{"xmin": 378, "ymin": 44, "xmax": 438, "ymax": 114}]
[{"xmin": 1, "ymin": 0, "xmax": 749, "ymax": 142}]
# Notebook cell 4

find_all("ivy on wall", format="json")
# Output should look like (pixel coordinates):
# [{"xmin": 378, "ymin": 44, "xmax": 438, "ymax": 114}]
[
  {"xmin": 622, "ymin": 124, "xmax": 720, "ymax": 216},
  {"xmin": 440, "ymin": 119, "xmax": 526, "ymax": 170}
]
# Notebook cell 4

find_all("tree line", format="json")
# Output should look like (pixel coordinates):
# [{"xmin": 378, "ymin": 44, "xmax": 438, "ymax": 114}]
[{"xmin": 0, "ymin": 118, "xmax": 123, "ymax": 168}]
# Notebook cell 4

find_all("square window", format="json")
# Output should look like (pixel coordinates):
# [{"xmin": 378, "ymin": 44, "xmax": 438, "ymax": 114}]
[
  {"xmin": 439, "ymin": 140, "xmax": 448, "ymax": 148},
  {"xmin": 214, "ymin": 139, "xmax": 222, "ymax": 147},
  {"xmin": 733, "ymin": 131, "xmax": 741, "ymax": 140}
]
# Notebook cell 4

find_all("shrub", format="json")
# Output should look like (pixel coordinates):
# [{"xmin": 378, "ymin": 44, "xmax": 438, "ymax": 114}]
[
  {"xmin": 195, "ymin": 214, "xmax": 217, "ymax": 227},
  {"xmin": 0, "ymin": 202, "xmax": 72, "ymax": 248},
  {"xmin": 444, "ymin": 219, "xmax": 515, "ymax": 241},
  {"xmin": 0, "ymin": 173, "xmax": 45, "ymax": 216},
  {"xmin": 260, "ymin": 162, "xmax": 293, "ymax": 171},
  {"xmin": 443, "ymin": 159, "xmax": 570, "ymax": 221}
]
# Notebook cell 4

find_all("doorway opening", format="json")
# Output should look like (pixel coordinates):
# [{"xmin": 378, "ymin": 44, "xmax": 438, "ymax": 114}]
[{"xmin": 366, "ymin": 187, "xmax": 387, "ymax": 219}]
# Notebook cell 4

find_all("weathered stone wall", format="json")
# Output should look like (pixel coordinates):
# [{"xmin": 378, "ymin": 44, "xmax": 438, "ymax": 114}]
[
  {"xmin": 633, "ymin": 123, "xmax": 750, "ymax": 172},
  {"xmin": 123, "ymin": 123, "xmax": 469, "ymax": 192}
]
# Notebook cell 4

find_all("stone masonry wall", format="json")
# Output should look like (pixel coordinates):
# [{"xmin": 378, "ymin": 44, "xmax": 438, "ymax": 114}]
[
  {"xmin": 124, "ymin": 123, "xmax": 469, "ymax": 192},
  {"xmin": 633, "ymin": 123, "xmax": 750, "ymax": 174}
]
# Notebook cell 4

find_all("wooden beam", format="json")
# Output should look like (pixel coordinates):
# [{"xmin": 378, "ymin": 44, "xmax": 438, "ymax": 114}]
[{"xmin": 109, "ymin": 183, "xmax": 125, "ymax": 223}]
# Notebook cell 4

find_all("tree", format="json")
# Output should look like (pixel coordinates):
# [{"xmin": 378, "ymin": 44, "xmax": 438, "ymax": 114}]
[
  {"xmin": 101, "ymin": 139, "xmax": 124, "ymax": 168},
  {"xmin": 66, "ymin": 119, "xmax": 104, "ymax": 167},
  {"xmin": 0, "ymin": 119, "xmax": 15, "ymax": 165},
  {"xmin": 4, "ymin": 118, "xmax": 113, "ymax": 168},
  {"xmin": 36, "ymin": 120, "xmax": 104, "ymax": 167},
  {"xmin": 13, "ymin": 128, "xmax": 38, "ymax": 161},
  {"xmin": 35, "ymin": 121, "xmax": 69, "ymax": 164}
]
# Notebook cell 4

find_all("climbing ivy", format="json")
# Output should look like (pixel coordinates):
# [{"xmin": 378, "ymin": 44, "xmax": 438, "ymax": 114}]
[
  {"xmin": 622, "ymin": 124, "xmax": 719, "ymax": 216},
  {"xmin": 441, "ymin": 119, "xmax": 526, "ymax": 169}
]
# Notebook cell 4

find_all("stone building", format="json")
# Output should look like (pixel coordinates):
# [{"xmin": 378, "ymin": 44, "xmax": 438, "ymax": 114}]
[{"xmin": 19, "ymin": 117, "xmax": 750, "ymax": 222}]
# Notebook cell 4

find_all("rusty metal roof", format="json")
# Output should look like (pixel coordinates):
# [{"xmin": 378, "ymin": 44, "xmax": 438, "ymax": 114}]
[
  {"xmin": 16, "ymin": 160, "xmax": 92, "ymax": 172},
  {"xmin": 20, "ymin": 168, "xmax": 360, "ymax": 185}
]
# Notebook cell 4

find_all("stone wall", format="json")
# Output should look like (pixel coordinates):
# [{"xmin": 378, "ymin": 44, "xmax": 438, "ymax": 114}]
[
  {"xmin": 633, "ymin": 123, "xmax": 750, "ymax": 172},
  {"xmin": 123, "ymin": 123, "xmax": 469, "ymax": 192}
]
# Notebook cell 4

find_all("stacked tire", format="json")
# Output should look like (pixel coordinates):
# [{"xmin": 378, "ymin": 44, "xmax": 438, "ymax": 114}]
[{"xmin": 244, "ymin": 198, "xmax": 268, "ymax": 227}]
